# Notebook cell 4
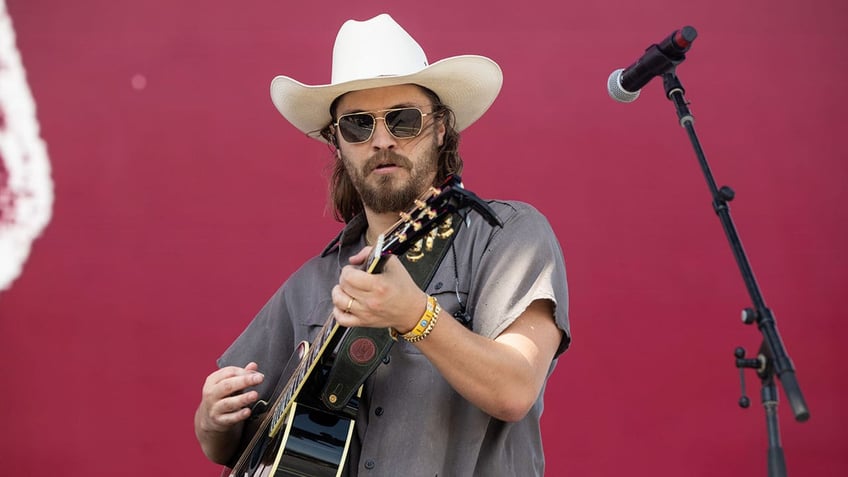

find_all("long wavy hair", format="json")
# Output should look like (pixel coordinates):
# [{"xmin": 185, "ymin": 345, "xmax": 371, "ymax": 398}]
[{"xmin": 320, "ymin": 86, "xmax": 463, "ymax": 223}]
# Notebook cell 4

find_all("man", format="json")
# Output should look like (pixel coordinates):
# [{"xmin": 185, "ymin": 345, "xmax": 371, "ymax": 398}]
[{"xmin": 195, "ymin": 13, "xmax": 570, "ymax": 476}]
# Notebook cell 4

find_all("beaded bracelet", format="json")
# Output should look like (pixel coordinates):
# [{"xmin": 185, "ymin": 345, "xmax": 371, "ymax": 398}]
[
  {"xmin": 404, "ymin": 314, "xmax": 439, "ymax": 342},
  {"xmin": 390, "ymin": 295, "xmax": 441, "ymax": 343}
]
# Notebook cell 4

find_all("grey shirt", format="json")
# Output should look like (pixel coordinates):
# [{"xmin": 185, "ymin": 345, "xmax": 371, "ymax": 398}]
[{"xmin": 219, "ymin": 199, "xmax": 570, "ymax": 476}]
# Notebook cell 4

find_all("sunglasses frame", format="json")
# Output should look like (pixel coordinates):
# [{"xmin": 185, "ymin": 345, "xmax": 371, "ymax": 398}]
[{"xmin": 333, "ymin": 107, "xmax": 438, "ymax": 144}]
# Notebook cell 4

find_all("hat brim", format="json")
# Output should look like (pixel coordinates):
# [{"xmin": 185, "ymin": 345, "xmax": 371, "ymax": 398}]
[{"xmin": 270, "ymin": 55, "xmax": 503, "ymax": 143}]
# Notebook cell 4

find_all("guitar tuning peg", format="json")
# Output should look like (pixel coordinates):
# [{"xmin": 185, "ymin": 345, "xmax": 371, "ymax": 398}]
[
  {"xmin": 437, "ymin": 217, "xmax": 454, "ymax": 239},
  {"xmin": 405, "ymin": 239, "xmax": 424, "ymax": 262},
  {"xmin": 425, "ymin": 233, "xmax": 435, "ymax": 251}
]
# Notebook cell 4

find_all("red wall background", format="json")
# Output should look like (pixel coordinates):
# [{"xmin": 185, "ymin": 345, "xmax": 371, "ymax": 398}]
[{"xmin": 1, "ymin": 0, "xmax": 846, "ymax": 475}]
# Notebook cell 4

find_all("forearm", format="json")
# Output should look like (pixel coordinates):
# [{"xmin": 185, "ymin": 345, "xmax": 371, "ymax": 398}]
[
  {"xmin": 414, "ymin": 299, "xmax": 561, "ymax": 422},
  {"xmin": 334, "ymin": 254, "xmax": 562, "ymax": 421}
]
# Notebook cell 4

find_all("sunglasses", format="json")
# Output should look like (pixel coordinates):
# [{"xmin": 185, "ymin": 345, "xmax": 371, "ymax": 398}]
[{"xmin": 334, "ymin": 107, "xmax": 438, "ymax": 144}]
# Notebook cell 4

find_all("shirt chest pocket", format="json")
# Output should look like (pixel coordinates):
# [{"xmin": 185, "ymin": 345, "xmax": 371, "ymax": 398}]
[{"xmin": 428, "ymin": 270, "xmax": 473, "ymax": 328}]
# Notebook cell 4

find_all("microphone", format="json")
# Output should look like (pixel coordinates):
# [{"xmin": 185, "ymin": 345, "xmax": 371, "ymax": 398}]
[{"xmin": 607, "ymin": 26, "xmax": 698, "ymax": 103}]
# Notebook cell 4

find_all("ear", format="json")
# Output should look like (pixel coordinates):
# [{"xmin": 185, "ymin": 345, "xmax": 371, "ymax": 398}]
[
  {"xmin": 436, "ymin": 120, "xmax": 446, "ymax": 147},
  {"xmin": 326, "ymin": 124, "xmax": 340, "ymax": 148}
]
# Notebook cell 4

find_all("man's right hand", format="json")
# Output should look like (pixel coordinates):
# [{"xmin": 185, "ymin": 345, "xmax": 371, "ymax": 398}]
[{"xmin": 194, "ymin": 362, "xmax": 264, "ymax": 464}]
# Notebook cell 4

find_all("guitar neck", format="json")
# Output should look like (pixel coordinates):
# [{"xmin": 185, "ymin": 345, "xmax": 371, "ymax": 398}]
[{"xmin": 364, "ymin": 234, "xmax": 387, "ymax": 273}]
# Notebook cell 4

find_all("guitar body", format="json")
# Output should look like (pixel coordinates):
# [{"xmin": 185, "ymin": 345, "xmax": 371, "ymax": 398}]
[
  {"xmin": 271, "ymin": 401, "xmax": 356, "ymax": 476},
  {"xmin": 232, "ymin": 402, "xmax": 355, "ymax": 477},
  {"xmin": 229, "ymin": 331, "xmax": 359, "ymax": 477}
]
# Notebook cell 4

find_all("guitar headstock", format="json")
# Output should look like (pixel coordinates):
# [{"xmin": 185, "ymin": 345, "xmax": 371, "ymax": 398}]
[{"xmin": 363, "ymin": 175, "xmax": 501, "ymax": 274}]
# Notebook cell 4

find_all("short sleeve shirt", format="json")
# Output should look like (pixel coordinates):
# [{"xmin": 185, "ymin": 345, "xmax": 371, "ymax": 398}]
[{"xmin": 219, "ymin": 199, "xmax": 570, "ymax": 476}]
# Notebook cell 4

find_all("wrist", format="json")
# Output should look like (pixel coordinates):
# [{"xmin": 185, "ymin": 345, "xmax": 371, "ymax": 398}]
[
  {"xmin": 390, "ymin": 295, "xmax": 441, "ymax": 343},
  {"xmin": 395, "ymin": 293, "xmax": 428, "ymax": 335}
]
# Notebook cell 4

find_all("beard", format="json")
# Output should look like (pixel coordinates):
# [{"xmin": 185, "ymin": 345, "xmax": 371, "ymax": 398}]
[{"xmin": 343, "ymin": 143, "xmax": 439, "ymax": 214}]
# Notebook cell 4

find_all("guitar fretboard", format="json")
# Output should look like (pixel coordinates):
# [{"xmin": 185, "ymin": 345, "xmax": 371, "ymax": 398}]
[{"xmin": 269, "ymin": 315, "xmax": 342, "ymax": 437}]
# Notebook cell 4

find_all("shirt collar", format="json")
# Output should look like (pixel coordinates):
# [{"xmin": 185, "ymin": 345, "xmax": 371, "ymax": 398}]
[{"xmin": 320, "ymin": 213, "xmax": 368, "ymax": 257}]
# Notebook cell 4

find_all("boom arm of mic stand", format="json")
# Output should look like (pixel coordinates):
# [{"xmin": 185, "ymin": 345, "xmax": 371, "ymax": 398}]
[{"xmin": 660, "ymin": 71, "xmax": 810, "ymax": 422}]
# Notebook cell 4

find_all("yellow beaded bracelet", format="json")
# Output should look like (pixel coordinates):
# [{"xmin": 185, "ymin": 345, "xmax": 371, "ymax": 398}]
[
  {"xmin": 390, "ymin": 295, "xmax": 441, "ymax": 343},
  {"xmin": 404, "ymin": 308, "xmax": 439, "ymax": 343}
]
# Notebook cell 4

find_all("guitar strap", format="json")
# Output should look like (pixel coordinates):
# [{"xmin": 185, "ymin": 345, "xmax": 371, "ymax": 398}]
[{"xmin": 319, "ymin": 212, "xmax": 461, "ymax": 411}]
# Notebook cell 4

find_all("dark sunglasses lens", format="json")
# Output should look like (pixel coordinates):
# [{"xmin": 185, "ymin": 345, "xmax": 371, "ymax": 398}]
[
  {"xmin": 386, "ymin": 108, "xmax": 423, "ymax": 138},
  {"xmin": 339, "ymin": 114, "xmax": 375, "ymax": 143}
]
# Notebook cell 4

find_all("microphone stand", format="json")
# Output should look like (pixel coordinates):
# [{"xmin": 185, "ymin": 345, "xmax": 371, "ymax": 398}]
[{"xmin": 660, "ymin": 71, "xmax": 810, "ymax": 477}]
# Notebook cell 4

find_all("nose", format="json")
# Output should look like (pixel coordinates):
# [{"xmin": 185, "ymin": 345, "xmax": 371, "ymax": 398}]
[{"xmin": 369, "ymin": 117, "xmax": 397, "ymax": 150}]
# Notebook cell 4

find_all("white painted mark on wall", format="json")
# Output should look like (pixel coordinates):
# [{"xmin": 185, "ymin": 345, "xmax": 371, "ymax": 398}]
[{"xmin": 0, "ymin": 0, "xmax": 54, "ymax": 292}]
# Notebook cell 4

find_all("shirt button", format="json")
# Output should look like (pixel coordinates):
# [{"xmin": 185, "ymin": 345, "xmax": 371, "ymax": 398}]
[
  {"xmin": 374, "ymin": 407, "xmax": 384, "ymax": 416},
  {"xmin": 382, "ymin": 354, "xmax": 391, "ymax": 364},
  {"xmin": 364, "ymin": 460, "xmax": 375, "ymax": 470}
]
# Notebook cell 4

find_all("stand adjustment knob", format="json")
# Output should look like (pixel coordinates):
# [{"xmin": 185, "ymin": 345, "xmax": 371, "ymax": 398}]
[
  {"xmin": 741, "ymin": 308, "xmax": 758, "ymax": 325},
  {"xmin": 734, "ymin": 347, "xmax": 762, "ymax": 409}
]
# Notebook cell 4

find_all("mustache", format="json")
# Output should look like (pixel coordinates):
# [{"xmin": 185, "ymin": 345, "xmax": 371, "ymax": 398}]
[{"xmin": 364, "ymin": 151, "xmax": 413, "ymax": 173}]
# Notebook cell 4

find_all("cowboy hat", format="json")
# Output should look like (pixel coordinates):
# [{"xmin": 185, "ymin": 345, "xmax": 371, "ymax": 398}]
[{"xmin": 269, "ymin": 13, "xmax": 503, "ymax": 142}]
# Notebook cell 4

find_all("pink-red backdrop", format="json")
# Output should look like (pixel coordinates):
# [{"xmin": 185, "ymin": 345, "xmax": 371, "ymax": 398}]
[{"xmin": 1, "ymin": 0, "xmax": 846, "ymax": 475}]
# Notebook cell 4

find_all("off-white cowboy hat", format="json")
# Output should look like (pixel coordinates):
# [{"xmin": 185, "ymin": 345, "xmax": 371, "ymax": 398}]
[{"xmin": 270, "ymin": 13, "xmax": 503, "ymax": 142}]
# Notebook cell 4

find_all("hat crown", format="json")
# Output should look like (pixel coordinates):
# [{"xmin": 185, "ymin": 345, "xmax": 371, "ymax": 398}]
[
  {"xmin": 331, "ymin": 14, "xmax": 429, "ymax": 84},
  {"xmin": 270, "ymin": 13, "xmax": 502, "ymax": 142}
]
